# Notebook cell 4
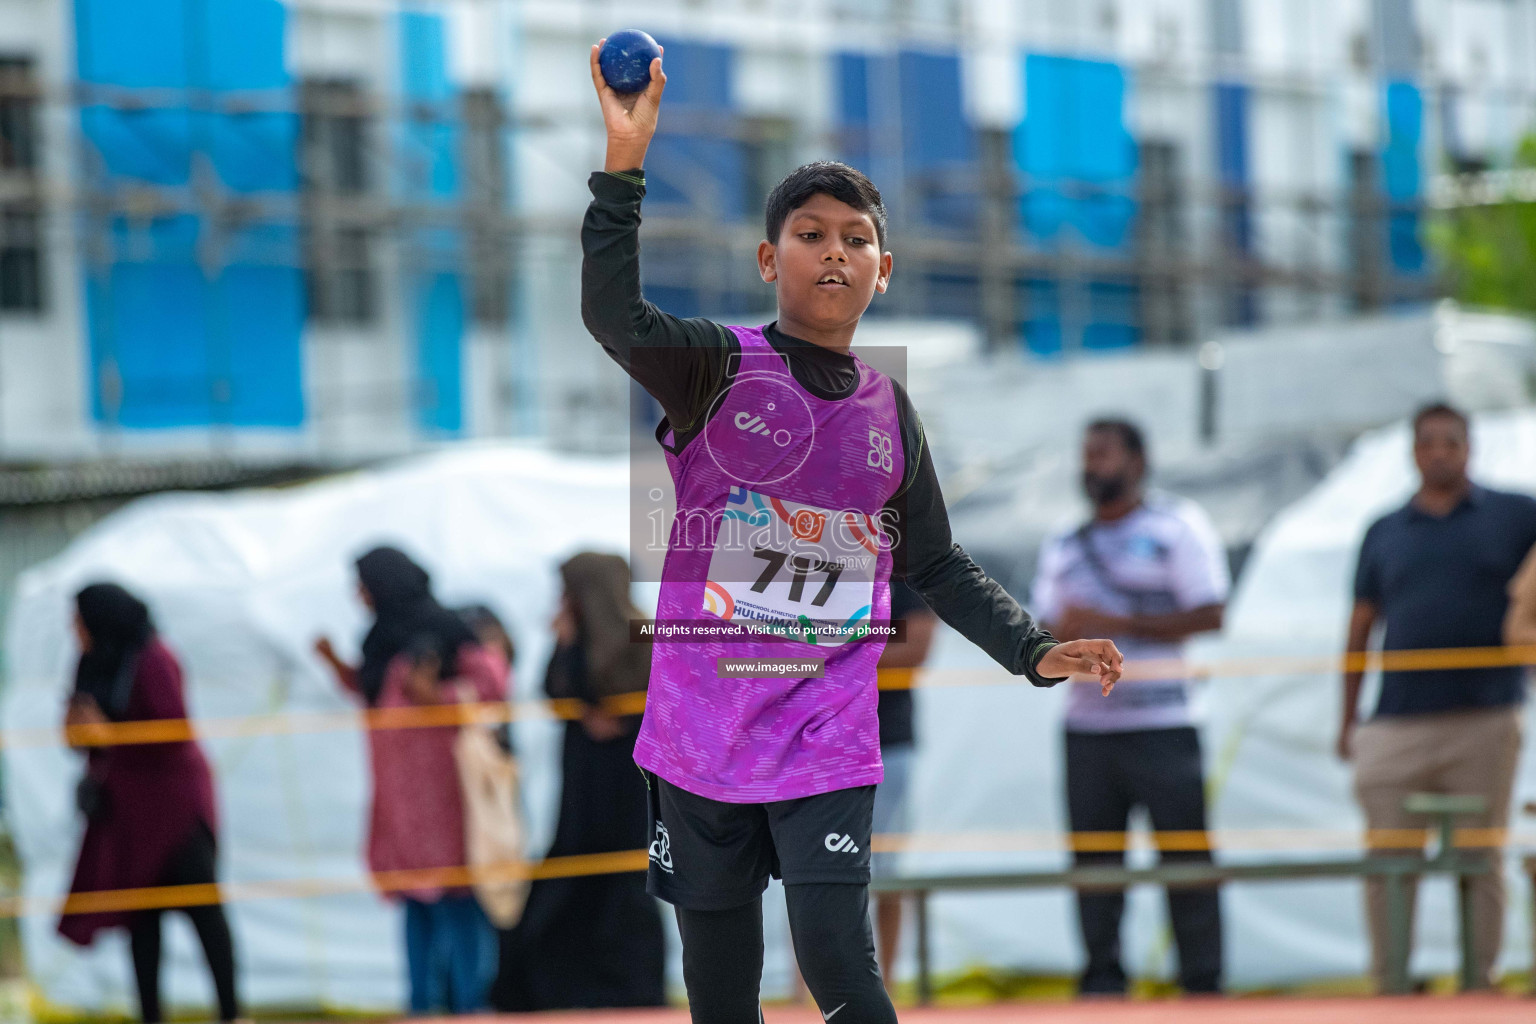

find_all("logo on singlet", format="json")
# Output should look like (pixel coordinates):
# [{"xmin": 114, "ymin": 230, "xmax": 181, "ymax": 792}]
[
  {"xmin": 866, "ymin": 428, "xmax": 894, "ymax": 473},
  {"xmin": 649, "ymin": 823, "xmax": 674, "ymax": 872},
  {"xmin": 734, "ymin": 407, "xmax": 792, "ymax": 447},
  {"xmin": 704, "ymin": 366, "xmax": 816, "ymax": 488}
]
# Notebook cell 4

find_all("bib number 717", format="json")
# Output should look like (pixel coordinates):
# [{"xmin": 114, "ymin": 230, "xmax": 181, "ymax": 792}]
[{"xmin": 750, "ymin": 548, "xmax": 843, "ymax": 607}]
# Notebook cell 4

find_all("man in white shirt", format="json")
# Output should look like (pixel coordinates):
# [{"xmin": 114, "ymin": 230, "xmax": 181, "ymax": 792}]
[{"xmin": 1031, "ymin": 419, "xmax": 1229, "ymax": 996}]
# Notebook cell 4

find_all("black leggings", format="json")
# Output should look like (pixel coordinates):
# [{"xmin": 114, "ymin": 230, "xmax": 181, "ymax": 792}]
[
  {"xmin": 676, "ymin": 884, "xmax": 897, "ymax": 1024},
  {"xmin": 128, "ymin": 824, "xmax": 240, "ymax": 1023}
]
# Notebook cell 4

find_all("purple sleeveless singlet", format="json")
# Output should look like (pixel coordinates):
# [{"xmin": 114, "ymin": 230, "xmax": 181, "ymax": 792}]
[{"xmin": 633, "ymin": 325, "xmax": 907, "ymax": 803}]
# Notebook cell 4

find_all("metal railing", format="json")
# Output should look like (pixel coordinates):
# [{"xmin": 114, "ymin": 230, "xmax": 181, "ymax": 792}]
[{"xmin": 873, "ymin": 794, "xmax": 1496, "ymax": 1002}]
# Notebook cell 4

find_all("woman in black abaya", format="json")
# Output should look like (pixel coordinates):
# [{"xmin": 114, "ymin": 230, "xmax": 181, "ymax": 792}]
[{"xmin": 489, "ymin": 552, "xmax": 664, "ymax": 1010}]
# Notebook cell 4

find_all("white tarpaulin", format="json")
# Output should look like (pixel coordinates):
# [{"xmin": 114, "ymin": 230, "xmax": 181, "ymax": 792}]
[{"xmin": 5, "ymin": 419, "xmax": 1536, "ymax": 1011}]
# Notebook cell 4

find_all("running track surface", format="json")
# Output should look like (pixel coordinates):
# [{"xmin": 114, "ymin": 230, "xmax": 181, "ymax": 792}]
[{"xmin": 439, "ymin": 998, "xmax": 1531, "ymax": 1023}]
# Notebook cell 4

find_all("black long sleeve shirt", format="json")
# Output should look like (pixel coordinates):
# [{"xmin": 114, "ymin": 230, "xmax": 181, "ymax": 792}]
[{"xmin": 581, "ymin": 170, "xmax": 1061, "ymax": 684}]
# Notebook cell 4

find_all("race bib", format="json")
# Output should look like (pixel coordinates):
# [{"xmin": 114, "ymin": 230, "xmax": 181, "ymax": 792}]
[{"xmin": 702, "ymin": 487, "xmax": 885, "ymax": 647}]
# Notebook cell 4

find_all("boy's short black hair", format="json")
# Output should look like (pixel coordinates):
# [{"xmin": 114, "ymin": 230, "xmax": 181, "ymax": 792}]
[
  {"xmin": 765, "ymin": 161, "xmax": 888, "ymax": 250},
  {"xmin": 1412, "ymin": 401, "xmax": 1469, "ymax": 437},
  {"xmin": 1086, "ymin": 417, "xmax": 1148, "ymax": 464}
]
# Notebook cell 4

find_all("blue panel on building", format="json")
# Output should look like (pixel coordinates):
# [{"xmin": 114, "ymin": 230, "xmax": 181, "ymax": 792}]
[
  {"xmin": 399, "ymin": 9, "xmax": 465, "ymax": 434},
  {"xmin": 206, "ymin": 110, "xmax": 299, "ymax": 193},
  {"xmin": 897, "ymin": 50, "xmax": 975, "ymax": 230},
  {"xmin": 923, "ymin": 273, "xmax": 981, "ymax": 322},
  {"xmin": 79, "ymin": 108, "xmax": 194, "ymax": 185},
  {"xmin": 1015, "ymin": 55, "xmax": 1138, "ymax": 355},
  {"xmin": 654, "ymin": 39, "xmax": 732, "ymax": 110},
  {"xmin": 88, "ymin": 217, "xmax": 209, "ymax": 428},
  {"xmin": 75, "ymin": 0, "xmax": 305, "ymax": 430},
  {"xmin": 1213, "ymin": 81, "xmax": 1256, "ymax": 324},
  {"xmin": 1214, "ymin": 83, "xmax": 1249, "ymax": 187},
  {"xmin": 836, "ymin": 50, "xmax": 974, "ymax": 228},
  {"xmin": 1084, "ymin": 280, "xmax": 1138, "ymax": 350},
  {"xmin": 217, "ymin": 264, "xmax": 306, "ymax": 426},
  {"xmin": 646, "ymin": 40, "xmax": 746, "ymax": 220},
  {"xmin": 1016, "ymin": 55, "xmax": 1135, "ymax": 249},
  {"xmin": 1020, "ymin": 278, "xmax": 1063, "ymax": 357},
  {"xmin": 203, "ymin": 0, "xmax": 289, "ymax": 89},
  {"xmin": 401, "ymin": 9, "xmax": 454, "ymax": 100},
  {"xmin": 1382, "ymin": 80, "xmax": 1425, "ymax": 273},
  {"xmin": 898, "ymin": 51, "xmax": 973, "ymax": 171},
  {"xmin": 401, "ymin": 11, "xmax": 461, "ymax": 198},
  {"xmin": 416, "ymin": 274, "xmax": 464, "ymax": 433},
  {"xmin": 76, "ymin": 0, "xmax": 189, "ymax": 87},
  {"xmin": 202, "ymin": 0, "xmax": 297, "ymax": 194},
  {"xmin": 644, "ymin": 285, "xmax": 701, "ymax": 321},
  {"xmin": 836, "ymin": 52, "xmax": 873, "ymax": 170},
  {"xmin": 76, "ymin": 0, "xmax": 194, "ymax": 185}
]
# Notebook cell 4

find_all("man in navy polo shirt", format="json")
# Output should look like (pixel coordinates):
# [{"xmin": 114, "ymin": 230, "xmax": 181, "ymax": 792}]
[{"xmin": 1340, "ymin": 402, "xmax": 1536, "ymax": 990}]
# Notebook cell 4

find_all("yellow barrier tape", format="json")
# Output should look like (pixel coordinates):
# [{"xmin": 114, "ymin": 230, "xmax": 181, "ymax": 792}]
[
  {"xmin": 24, "ymin": 643, "xmax": 1536, "ymax": 752},
  {"xmin": 9, "ymin": 643, "xmax": 1534, "ymax": 920},
  {"xmin": 37, "ymin": 848, "xmax": 648, "ymax": 919},
  {"xmin": 22, "ymin": 828, "xmax": 1536, "ymax": 923}
]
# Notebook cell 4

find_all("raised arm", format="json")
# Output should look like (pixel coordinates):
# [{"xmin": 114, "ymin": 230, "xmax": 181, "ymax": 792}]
[
  {"xmin": 314, "ymin": 636, "xmax": 360, "ymax": 697},
  {"xmin": 582, "ymin": 40, "xmax": 732, "ymax": 432},
  {"xmin": 886, "ymin": 388, "xmax": 1121, "ymax": 692}
]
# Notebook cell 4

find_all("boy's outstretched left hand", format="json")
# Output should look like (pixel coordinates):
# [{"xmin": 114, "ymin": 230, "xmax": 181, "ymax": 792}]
[
  {"xmin": 1037, "ymin": 639, "xmax": 1123, "ymax": 695},
  {"xmin": 590, "ymin": 40, "xmax": 666, "ymax": 173}
]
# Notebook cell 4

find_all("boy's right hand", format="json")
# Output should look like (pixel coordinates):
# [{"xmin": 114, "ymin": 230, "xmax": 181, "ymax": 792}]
[
  {"xmin": 590, "ymin": 39, "xmax": 666, "ymax": 173},
  {"xmin": 1036, "ymin": 639, "xmax": 1124, "ymax": 696}
]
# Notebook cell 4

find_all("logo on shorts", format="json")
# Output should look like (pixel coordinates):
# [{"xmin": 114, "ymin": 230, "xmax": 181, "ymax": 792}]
[
  {"xmin": 823, "ymin": 832, "xmax": 860, "ymax": 854},
  {"xmin": 649, "ymin": 823, "xmax": 674, "ymax": 872}
]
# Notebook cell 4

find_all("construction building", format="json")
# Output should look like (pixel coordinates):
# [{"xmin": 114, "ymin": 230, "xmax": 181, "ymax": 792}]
[{"xmin": 0, "ymin": 0, "xmax": 1527, "ymax": 465}]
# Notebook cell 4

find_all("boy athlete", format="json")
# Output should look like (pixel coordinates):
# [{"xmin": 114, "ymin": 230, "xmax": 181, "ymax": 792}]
[{"xmin": 584, "ymin": 46, "xmax": 1124, "ymax": 1021}]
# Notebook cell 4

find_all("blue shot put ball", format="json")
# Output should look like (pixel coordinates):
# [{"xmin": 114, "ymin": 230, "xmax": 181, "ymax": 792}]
[{"xmin": 599, "ymin": 29, "xmax": 661, "ymax": 94}]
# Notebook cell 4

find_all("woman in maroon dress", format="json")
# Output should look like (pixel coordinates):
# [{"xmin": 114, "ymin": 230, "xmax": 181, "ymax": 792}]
[{"xmin": 60, "ymin": 583, "xmax": 239, "ymax": 1023}]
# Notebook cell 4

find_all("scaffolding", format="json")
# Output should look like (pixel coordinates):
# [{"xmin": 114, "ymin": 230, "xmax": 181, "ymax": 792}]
[{"xmin": 0, "ymin": 0, "xmax": 1531, "ymax": 463}]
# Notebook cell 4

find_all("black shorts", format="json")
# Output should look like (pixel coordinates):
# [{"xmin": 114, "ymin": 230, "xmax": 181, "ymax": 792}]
[{"xmin": 643, "ymin": 771, "xmax": 875, "ymax": 911}]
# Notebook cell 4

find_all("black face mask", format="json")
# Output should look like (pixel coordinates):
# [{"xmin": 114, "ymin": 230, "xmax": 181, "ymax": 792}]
[{"xmin": 1082, "ymin": 471, "xmax": 1130, "ymax": 506}]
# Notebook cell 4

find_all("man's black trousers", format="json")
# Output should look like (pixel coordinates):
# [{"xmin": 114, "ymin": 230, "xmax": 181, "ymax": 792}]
[{"xmin": 1065, "ymin": 726, "xmax": 1223, "ymax": 994}]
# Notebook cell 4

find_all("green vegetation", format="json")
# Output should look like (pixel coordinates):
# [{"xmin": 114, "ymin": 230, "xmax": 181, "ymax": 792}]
[{"xmin": 1430, "ymin": 135, "xmax": 1536, "ymax": 315}]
